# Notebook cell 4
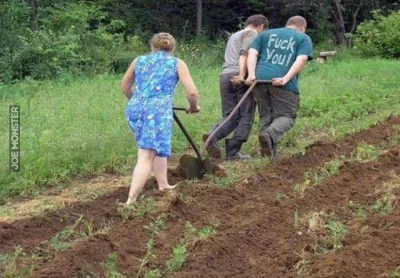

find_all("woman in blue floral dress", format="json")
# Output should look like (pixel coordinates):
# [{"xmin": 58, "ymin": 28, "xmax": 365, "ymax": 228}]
[{"xmin": 121, "ymin": 33, "xmax": 200, "ymax": 205}]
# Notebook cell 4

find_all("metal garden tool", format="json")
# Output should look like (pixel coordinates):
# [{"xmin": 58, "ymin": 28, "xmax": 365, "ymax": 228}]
[
  {"xmin": 173, "ymin": 107, "xmax": 213, "ymax": 179},
  {"xmin": 203, "ymin": 79, "xmax": 272, "ymax": 158}
]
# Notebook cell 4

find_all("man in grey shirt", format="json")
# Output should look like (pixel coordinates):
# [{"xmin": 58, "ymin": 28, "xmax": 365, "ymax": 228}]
[{"xmin": 203, "ymin": 14, "xmax": 268, "ymax": 160}]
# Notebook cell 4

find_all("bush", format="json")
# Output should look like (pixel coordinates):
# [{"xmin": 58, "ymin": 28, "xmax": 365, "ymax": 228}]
[
  {"xmin": 0, "ymin": 1, "xmax": 131, "ymax": 82},
  {"xmin": 354, "ymin": 11, "xmax": 400, "ymax": 58},
  {"xmin": 0, "ymin": 0, "xmax": 30, "ymax": 83}
]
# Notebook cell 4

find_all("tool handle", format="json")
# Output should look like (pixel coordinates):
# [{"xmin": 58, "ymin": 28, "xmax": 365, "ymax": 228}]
[
  {"xmin": 203, "ymin": 80, "xmax": 272, "ymax": 155},
  {"xmin": 173, "ymin": 107, "xmax": 187, "ymax": 111},
  {"xmin": 173, "ymin": 111, "xmax": 203, "ymax": 161}
]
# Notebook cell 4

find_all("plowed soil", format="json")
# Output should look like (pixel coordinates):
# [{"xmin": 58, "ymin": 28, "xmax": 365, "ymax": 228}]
[{"xmin": 1, "ymin": 116, "xmax": 400, "ymax": 278}]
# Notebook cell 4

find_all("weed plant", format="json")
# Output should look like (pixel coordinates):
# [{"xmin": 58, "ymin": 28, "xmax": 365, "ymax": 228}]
[
  {"xmin": 326, "ymin": 220, "xmax": 349, "ymax": 251},
  {"xmin": 166, "ymin": 222, "xmax": 217, "ymax": 273},
  {"xmin": 137, "ymin": 216, "xmax": 166, "ymax": 278},
  {"xmin": 105, "ymin": 252, "xmax": 125, "ymax": 278},
  {"xmin": 0, "ymin": 246, "xmax": 33, "ymax": 278}
]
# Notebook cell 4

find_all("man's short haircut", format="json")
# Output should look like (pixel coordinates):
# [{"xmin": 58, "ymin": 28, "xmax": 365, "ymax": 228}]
[
  {"xmin": 286, "ymin": 16, "xmax": 307, "ymax": 28},
  {"xmin": 245, "ymin": 14, "xmax": 268, "ymax": 29}
]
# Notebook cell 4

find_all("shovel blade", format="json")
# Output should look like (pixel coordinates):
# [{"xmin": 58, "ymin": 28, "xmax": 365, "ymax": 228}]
[{"xmin": 179, "ymin": 154, "xmax": 204, "ymax": 179}]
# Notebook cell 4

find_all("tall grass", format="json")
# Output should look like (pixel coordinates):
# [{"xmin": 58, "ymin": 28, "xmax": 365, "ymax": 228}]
[{"xmin": 0, "ymin": 51, "xmax": 399, "ymax": 200}]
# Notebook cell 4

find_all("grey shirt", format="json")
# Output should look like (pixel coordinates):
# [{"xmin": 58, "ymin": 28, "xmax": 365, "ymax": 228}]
[{"xmin": 222, "ymin": 29, "xmax": 258, "ymax": 75}]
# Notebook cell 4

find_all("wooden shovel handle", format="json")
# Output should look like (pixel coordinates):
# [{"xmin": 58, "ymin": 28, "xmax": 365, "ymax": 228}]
[{"xmin": 203, "ymin": 80, "xmax": 272, "ymax": 156}]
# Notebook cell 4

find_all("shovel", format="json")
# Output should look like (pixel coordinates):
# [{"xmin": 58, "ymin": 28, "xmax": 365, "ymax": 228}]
[
  {"xmin": 173, "ymin": 107, "xmax": 213, "ymax": 179},
  {"xmin": 202, "ymin": 80, "xmax": 272, "ymax": 157},
  {"xmin": 174, "ymin": 79, "xmax": 272, "ymax": 179}
]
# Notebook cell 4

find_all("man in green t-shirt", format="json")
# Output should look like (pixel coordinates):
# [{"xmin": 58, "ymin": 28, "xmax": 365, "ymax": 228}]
[{"xmin": 246, "ymin": 16, "xmax": 313, "ymax": 160}]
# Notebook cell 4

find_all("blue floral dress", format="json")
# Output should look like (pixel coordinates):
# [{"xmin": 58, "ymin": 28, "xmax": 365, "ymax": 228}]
[{"xmin": 126, "ymin": 51, "xmax": 179, "ymax": 157}]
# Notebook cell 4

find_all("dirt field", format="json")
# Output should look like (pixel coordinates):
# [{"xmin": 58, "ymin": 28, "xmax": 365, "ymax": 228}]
[{"xmin": 1, "ymin": 117, "xmax": 400, "ymax": 278}]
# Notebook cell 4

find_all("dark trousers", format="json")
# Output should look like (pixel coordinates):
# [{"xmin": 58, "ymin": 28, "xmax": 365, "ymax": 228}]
[
  {"xmin": 252, "ymin": 84, "xmax": 300, "ymax": 144},
  {"xmin": 209, "ymin": 72, "xmax": 256, "ymax": 142}
]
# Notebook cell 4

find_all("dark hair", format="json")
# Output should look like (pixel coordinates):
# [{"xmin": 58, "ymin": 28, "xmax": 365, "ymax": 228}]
[
  {"xmin": 150, "ymin": 32, "xmax": 176, "ymax": 52},
  {"xmin": 286, "ymin": 16, "xmax": 307, "ymax": 29},
  {"xmin": 245, "ymin": 14, "xmax": 268, "ymax": 28}
]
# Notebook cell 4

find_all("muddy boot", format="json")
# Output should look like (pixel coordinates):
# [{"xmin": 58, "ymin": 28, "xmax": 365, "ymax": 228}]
[
  {"xmin": 258, "ymin": 132, "xmax": 277, "ymax": 161},
  {"xmin": 225, "ymin": 138, "xmax": 251, "ymax": 161},
  {"xmin": 202, "ymin": 133, "xmax": 222, "ymax": 159}
]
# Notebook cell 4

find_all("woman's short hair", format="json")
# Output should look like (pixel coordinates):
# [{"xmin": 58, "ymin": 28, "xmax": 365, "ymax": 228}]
[
  {"xmin": 245, "ymin": 15, "xmax": 268, "ymax": 29},
  {"xmin": 150, "ymin": 32, "xmax": 176, "ymax": 52}
]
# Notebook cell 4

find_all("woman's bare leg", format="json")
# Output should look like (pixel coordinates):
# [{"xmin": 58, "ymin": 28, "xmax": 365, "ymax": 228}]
[
  {"xmin": 152, "ymin": 156, "xmax": 176, "ymax": 191},
  {"xmin": 126, "ymin": 149, "xmax": 156, "ymax": 205}
]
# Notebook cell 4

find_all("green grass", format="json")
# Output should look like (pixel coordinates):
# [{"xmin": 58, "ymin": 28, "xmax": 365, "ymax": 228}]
[{"xmin": 1, "ymin": 54, "xmax": 400, "ymax": 199}]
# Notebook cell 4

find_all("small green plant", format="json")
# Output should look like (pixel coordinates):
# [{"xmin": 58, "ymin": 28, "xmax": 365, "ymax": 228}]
[
  {"xmin": 117, "ymin": 196, "xmax": 156, "ymax": 220},
  {"xmin": 326, "ymin": 220, "xmax": 348, "ymax": 251},
  {"xmin": 198, "ymin": 226, "xmax": 217, "ymax": 240},
  {"xmin": 295, "ymin": 158, "xmax": 345, "ymax": 197},
  {"xmin": 274, "ymin": 192, "xmax": 288, "ymax": 202},
  {"xmin": 165, "ymin": 222, "xmax": 217, "ymax": 273},
  {"xmin": 136, "ymin": 216, "xmax": 166, "ymax": 278},
  {"xmin": 370, "ymin": 198, "xmax": 394, "ymax": 215},
  {"xmin": 182, "ymin": 222, "xmax": 197, "ymax": 242},
  {"xmin": 136, "ymin": 196, "xmax": 157, "ymax": 219},
  {"xmin": 247, "ymin": 157, "xmax": 270, "ymax": 171},
  {"xmin": 144, "ymin": 269, "xmax": 163, "ymax": 278},
  {"xmin": 105, "ymin": 252, "xmax": 125, "ymax": 278},
  {"xmin": 214, "ymin": 175, "xmax": 239, "ymax": 188},
  {"xmin": 48, "ymin": 215, "xmax": 83, "ymax": 252},
  {"xmin": 353, "ymin": 143, "xmax": 380, "ymax": 162},
  {"xmin": 294, "ymin": 174, "xmax": 312, "ymax": 197},
  {"xmin": 348, "ymin": 201, "xmax": 367, "ymax": 221},
  {"xmin": 323, "ymin": 159, "xmax": 343, "ymax": 177},
  {"xmin": 0, "ymin": 246, "xmax": 32, "ymax": 278},
  {"xmin": 166, "ymin": 245, "xmax": 188, "ymax": 273},
  {"xmin": 310, "ymin": 170, "xmax": 324, "ymax": 185},
  {"xmin": 117, "ymin": 204, "xmax": 136, "ymax": 221},
  {"xmin": 48, "ymin": 235, "xmax": 74, "ymax": 252}
]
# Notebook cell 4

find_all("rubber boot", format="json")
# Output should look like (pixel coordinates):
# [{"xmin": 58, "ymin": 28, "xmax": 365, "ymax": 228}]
[
  {"xmin": 202, "ymin": 133, "xmax": 222, "ymax": 159},
  {"xmin": 258, "ymin": 132, "xmax": 277, "ymax": 161},
  {"xmin": 225, "ymin": 138, "xmax": 251, "ymax": 161}
]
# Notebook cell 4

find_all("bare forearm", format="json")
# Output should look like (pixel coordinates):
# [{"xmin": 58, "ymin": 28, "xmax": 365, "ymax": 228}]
[
  {"xmin": 187, "ymin": 91, "xmax": 199, "ymax": 109},
  {"xmin": 184, "ymin": 82, "xmax": 199, "ymax": 108},
  {"xmin": 239, "ymin": 55, "xmax": 247, "ymax": 77},
  {"xmin": 247, "ymin": 51, "xmax": 258, "ymax": 77},
  {"xmin": 283, "ymin": 56, "xmax": 308, "ymax": 82},
  {"xmin": 177, "ymin": 59, "xmax": 200, "ymax": 110},
  {"xmin": 121, "ymin": 59, "xmax": 137, "ymax": 99},
  {"xmin": 121, "ymin": 85, "xmax": 134, "ymax": 99}
]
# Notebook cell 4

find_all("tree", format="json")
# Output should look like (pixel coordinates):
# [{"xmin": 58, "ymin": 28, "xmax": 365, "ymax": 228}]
[
  {"xmin": 196, "ymin": 0, "xmax": 202, "ymax": 36},
  {"xmin": 332, "ymin": 0, "xmax": 347, "ymax": 45}
]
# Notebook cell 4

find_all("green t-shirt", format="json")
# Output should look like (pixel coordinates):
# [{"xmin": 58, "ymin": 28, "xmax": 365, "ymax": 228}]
[{"xmin": 250, "ymin": 27, "xmax": 313, "ymax": 93}]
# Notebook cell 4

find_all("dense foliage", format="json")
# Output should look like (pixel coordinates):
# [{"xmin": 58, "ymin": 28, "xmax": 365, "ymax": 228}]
[
  {"xmin": 354, "ymin": 11, "xmax": 400, "ymax": 58},
  {"xmin": 0, "ymin": 0, "xmax": 398, "ymax": 82},
  {"xmin": 0, "ymin": 1, "xmax": 148, "ymax": 82}
]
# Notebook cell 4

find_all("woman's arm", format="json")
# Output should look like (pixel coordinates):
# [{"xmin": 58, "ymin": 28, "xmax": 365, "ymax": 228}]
[
  {"xmin": 177, "ymin": 59, "xmax": 200, "ymax": 112},
  {"xmin": 121, "ymin": 58, "xmax": 138, "ymax": 99}
]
